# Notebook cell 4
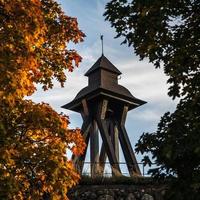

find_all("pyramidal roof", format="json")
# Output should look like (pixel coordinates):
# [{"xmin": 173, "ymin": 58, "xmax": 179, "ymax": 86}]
[
  {"xmin": 85, "ymin": 55, "xmax": 122, "ymax": 76},
  {"xmin": 62, "ymin": 54, "xmax": 147, "ymax": 112}
]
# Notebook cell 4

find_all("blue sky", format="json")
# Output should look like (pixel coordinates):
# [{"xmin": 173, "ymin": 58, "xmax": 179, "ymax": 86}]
[{"xmin": 31, "ymin": 0, "xmax": 177, "ymax": 172}]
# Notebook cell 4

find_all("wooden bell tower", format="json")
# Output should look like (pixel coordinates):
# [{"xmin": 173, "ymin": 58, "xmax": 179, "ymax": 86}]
[{"xmin": 62, "ymin": 55, "xmax": 146, "ymax": 177}]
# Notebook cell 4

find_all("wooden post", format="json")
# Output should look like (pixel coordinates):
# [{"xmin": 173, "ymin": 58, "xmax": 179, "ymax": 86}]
[
  {"xmin": 118, "ymin": 106, "xmax": 141, "ymax": 176},
  {"xmin": 81, "ymin": 99, "xmax": 89, "ymax": 117},
  {"xmin": 109, "ymin": 120, "xmax": 119, "ymax": 176},
  {"xmin": 72, "ymin": 116, "xmax": 91, "ymax": 173},
  {"xmin": 99, "ymin": 144, "xmax": 106, "ymax": 176},
  {"xmin": 113, "ymin": 122, "xmax": 119, "ymax": 162},
  {"xmin": 90, "ymin": 120, "xmax": 99, "ymax": 178},
  {"xmin": 72, "ymin": 99, "xmax": 92, "ymax": 174},
  {"xmin": 96, "ymin": 100, "xmax": 121, "ymax": 176},
  {"xmin": 99, "ymin": 119, "xmax": 110, "ymax": 176}
]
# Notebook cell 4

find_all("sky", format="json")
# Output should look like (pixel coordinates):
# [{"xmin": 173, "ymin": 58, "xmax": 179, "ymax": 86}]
[{"xmin": 31, "ymin": 0, "xmax": 177, "ymax": 174}]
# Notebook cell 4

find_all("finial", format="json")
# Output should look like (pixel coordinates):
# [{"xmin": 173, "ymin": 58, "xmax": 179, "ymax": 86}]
[{"xmin": 100, "ymin": 35, "xmax": 104, "ymax": 55}]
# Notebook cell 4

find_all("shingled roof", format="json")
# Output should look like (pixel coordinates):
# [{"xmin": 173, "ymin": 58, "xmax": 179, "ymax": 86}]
[
  {"xmin": 62, "ymin": 55, "xmax": 146, "ymax": 112},
  {"xmin": 85, "ymin": 55, "xmax": 121, "ymax": 76}
]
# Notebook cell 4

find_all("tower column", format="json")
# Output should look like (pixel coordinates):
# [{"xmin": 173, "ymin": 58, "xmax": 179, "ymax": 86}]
[
  {"xmin": 112, "ymin": 122, "xmax": 119, "ymax": 163},
  {"xmin": 117, "ymin": 106, "xmax": 141, "ymax": 176},
  {"xmin": 62, "ymin": 55, "xmax": 146, "ymax": 178},
  {"xmin": 90, "ymin": 120, "xmax": 99, "ymax": 177},
  {"xmin": 96, "ymin": 99, "xmax": 121, "ymax": 176}
]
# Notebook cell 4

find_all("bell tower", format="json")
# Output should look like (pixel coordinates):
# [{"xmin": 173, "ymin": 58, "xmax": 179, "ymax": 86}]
[{"xmin": 62, "ymin": 55, "xmax": 146, "ymax": 177}]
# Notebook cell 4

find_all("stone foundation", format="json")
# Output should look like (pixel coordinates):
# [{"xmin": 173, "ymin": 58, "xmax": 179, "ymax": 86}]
[{"xmin": 68, "ymin": 177, "xmax": 166, "ymax": 200}]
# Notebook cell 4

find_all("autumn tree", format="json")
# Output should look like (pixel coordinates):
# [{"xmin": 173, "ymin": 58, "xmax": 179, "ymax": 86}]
[
  {"xmin": 105, "ymin": 0, "xmax": 200, "ymax": 199},
  {"xmin": 0, "ymin": 0, "xmax": 85, "ymax": 199}
]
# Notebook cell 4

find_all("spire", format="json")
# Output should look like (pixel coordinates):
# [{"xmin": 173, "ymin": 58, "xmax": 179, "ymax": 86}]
[{"xmin": 100, "ymin": 35, "xmax": 104, "ymax": 55}]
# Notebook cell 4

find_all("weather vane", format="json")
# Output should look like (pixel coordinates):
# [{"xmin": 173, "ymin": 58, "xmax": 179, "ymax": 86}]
[{"xmin": 100, "ymin": 35, "xmax": 104, "ymax": 55}]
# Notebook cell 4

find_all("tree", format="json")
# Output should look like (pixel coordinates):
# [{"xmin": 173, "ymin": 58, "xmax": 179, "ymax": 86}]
[
  {"xmin": 0, "ymin": 0, "xmax": 85, "ymax": 199},
  {"xmin": 105, "ymin": 0, "xmax": 200, "ymax": 199}
]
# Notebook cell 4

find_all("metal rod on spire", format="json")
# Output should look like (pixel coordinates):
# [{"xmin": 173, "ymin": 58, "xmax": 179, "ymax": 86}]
[{"xmin": 100, "ymin": 35, "xmax": 104, "ymax": 55}]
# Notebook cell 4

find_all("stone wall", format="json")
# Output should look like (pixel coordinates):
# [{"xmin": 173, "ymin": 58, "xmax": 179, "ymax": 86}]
[{"xmin": 68, "ymin": 177, "xmax": 166, "ymax": 200}]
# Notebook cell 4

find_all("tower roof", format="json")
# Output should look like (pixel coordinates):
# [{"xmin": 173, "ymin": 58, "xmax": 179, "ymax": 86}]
[
  {"xmin": 85, "ymin": 55, "xmax": 121, "ymax": 76},
  {"xmin": 62, "ymin": 55, "xmax": 146, "ymax": 112}
]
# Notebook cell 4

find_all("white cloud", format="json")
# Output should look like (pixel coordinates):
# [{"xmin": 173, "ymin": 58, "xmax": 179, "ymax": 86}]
[
  {"xmin": 31, "ymin": 0, "xmax": 177, "ymax": 124},
  {"xmin": 29, "ymin": 1, "xmax": 178, "ymax": 169}
]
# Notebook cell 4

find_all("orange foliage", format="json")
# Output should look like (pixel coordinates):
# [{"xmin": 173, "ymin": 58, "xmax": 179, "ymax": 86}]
[
  {"xmin": 0, "ymin": 0, "xmax": 85, "ymax": 199},
  {"xmin": 0, "ymin": 0, "xmax": 85, "ymax": 102}
]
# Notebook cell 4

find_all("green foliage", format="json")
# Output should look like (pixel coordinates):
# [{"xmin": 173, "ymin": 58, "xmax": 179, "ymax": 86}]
[
  {"xmin": 105, "ymin": 0, "xmax": 200, "ymax": 99},
  {"xmin": 105, "ymin": 0, "xmax": 200, "ymax": 199},
  {"xmin": 136, "ymin": 97, "xmax": 200, "ymax": 199}
]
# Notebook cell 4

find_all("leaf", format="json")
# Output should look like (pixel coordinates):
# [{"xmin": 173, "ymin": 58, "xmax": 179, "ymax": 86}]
[{"xmin": 0, "ymin": 0, "xmax": 85, "ymax": 199}]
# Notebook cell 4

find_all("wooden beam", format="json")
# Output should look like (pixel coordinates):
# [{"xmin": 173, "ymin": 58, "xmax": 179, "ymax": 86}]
[
  {"xmin": 117, "ymin": 106, "xmax": 141, "ymax": 176},
  {"xmin": 118, "ymin": 124, "xmax": 141, "ymax": 176},
  {"xmin": 81, "ymin": 99, "xmax": 89, "ymax": 117},
  {"xmin": 96, "ymin": 100, "xmax": 121, "ymax": 176},
  {"xmin": 110, "ymin": 120, "xmax": 119, "ymax": 176},
  {"xmin": 99, "ymin": 99, "xmax": 108, "ymax": 120},
  {"xmin": 90, "ymin": 120, "xmax": 99, "ymax": 177},
  {"xmin": 74, "ymin": 128, "xmax": 90, "ymax": 174},
  {"xmin": 120, "ymin": 105, "xmax": 128, "ymax": 126},
  {"xmin": 72, "ymin": 117, "xmax": 91, "ymax": 162},
  {"xmin": 72, "ymin": 99, "xmax": 91, "ymax": 174},
  {"xmin": 112, "ymin": 122, "xmax": 119, "ymax": 162},
  {"xmin": 99, "ymin": 119, "xmax": 119, "ymax": 176},
  {"xmin": 99, "ymin": 119, "xmax": 111, "ymax": 176},
  {"xmin": 99, "ymin": 144, "xmax": 106, "ymax": 176},
  {"xmin": 72, "ymin": 116, "xmax": 92, "ymax": 174}
]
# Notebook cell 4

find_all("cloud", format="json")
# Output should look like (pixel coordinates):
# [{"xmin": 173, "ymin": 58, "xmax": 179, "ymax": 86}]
[
  {"xmin": 29, "ymin": 1, "xmax": 178, "ymax": 169},
  {"xmin": 31, "ymin": 0, "xmax": 177, "ymax": 124}
]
